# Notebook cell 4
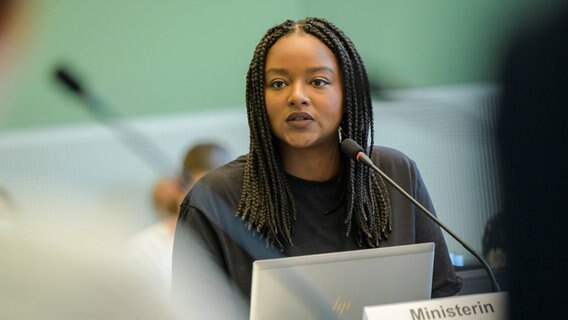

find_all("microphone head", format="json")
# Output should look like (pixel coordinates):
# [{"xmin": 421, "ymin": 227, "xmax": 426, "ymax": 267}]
[
  {"xmin": 54, "ymin": 66, "xmax": 86, "ymax": 97},
  {"xmin": 340, "ymin": 138, "xmax": 365, "ymax": 160}
]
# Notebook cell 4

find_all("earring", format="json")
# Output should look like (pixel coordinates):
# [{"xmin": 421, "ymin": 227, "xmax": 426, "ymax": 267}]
[{"xmin": 338, "ymin": 126, "xmax": 345, "ymax": 142}]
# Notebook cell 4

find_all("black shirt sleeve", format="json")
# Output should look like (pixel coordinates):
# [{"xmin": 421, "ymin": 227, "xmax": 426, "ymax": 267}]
[{"xmin": 171, "ymin": 199, "xmax": 250, "ymax": 318}]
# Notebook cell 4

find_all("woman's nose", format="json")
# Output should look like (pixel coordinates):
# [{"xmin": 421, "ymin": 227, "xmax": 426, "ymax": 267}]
[{"xmin": 287, "ymin": 83, "xmax": 309, "ymax": 107}]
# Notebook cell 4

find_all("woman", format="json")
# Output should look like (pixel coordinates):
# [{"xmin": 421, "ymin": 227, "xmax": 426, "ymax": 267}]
[{"xmin": 172, "ymin": 18, "xmax": 462, "ymax": 305}]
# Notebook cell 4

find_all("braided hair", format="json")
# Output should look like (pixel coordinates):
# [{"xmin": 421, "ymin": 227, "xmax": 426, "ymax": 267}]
[{"xmin": 237, "ymin": 17, "xmax": 392, "ymax": 249}]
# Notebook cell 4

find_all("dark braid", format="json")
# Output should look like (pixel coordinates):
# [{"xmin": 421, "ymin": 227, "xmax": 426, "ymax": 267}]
[{"xmin": 237, "ymin": 17, "xmax": 392, "ymax": 249}]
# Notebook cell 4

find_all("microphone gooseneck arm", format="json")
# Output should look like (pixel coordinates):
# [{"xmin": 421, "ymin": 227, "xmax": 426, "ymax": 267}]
[
  {"xmin": 53, "ymin": 66, "xmax": 176, "ymax": 177},
  {"xmin": 341, "ymin": 138, "xmax": 501, "ymax": 292}
]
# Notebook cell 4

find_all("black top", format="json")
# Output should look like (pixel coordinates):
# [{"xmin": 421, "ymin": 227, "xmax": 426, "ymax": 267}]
[
  {"xmin": 172, "ymin": 146, "xmax": 462, "ymax": 304},
  {"xmin": 284, "ymin": 169, "xmax": 361, "ymax": 255}
]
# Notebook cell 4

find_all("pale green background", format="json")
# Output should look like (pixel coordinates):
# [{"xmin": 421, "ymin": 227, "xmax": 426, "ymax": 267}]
[{"xmin": 1, "ymin": 0, "xmax": 564, "ymax": 129}]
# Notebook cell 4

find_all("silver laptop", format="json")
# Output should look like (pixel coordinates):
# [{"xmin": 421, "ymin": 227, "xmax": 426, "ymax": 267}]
[{"xmin": 249, "ymin": 242, "xmax": 434, "ymax": 320}]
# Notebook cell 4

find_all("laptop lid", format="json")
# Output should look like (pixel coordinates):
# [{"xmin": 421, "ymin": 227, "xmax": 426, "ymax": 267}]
[{"xmin": 249, "ymin": 242, "xmax": 434, "ymax": 320}]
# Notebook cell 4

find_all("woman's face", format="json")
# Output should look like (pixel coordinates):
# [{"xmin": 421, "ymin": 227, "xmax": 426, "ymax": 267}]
[{"xmin": 264, "ymin": 31, "xmax": 344, "ymax": 153}]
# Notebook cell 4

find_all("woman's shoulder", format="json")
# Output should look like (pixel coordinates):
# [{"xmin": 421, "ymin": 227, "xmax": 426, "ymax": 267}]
[
  {"xmin": 201, "ymin": 154, "xmax": 247, "ymax": 185},
  {"xmin": 184, "ymin": 154, "xmax": 247, "ymax": 208},
  {"xmin": 370, "ymin": 145, "xmax": 416, "ymax": 169}
]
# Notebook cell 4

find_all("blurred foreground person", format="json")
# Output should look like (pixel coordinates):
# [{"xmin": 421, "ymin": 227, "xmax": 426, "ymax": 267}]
[
  {"xmin": 0, "ymin": 187, "xmax": 17, "ymax": 230},
  {"xmin": 0, "ymin": 0, "xmax": 29, "ymax": 107},
  {"xmin": 497, "ymin": 4, "xmax": 568, "ymax": 319},
  {"xmin": 0, "ymin": 226, "xmax": 181, "ymax": 320}
]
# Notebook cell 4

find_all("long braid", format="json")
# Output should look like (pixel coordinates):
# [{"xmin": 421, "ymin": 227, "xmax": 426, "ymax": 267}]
[
  {"xmin": 238, "ymin": 21, "xmax": 296, "ymax": 247},
  {"xmin": 303, "ymin": 18, "xmax": 392, "ymax": 246},
  {"xmin": 237, "ymin": 18, "xmax": 392, "ymax": 249}
]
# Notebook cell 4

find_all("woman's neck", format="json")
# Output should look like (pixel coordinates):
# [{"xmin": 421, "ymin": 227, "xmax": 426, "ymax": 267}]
[{"xmin": 280, "ymin": 143, "xmax": 342, "ymax": 181}]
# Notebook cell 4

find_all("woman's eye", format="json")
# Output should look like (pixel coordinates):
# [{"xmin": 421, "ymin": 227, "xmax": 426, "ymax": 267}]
[
  {"xmin": 270, "ymin": 80, "xmax": 286, "ymax": 89},
  {"xmin": 312, "ymin": 78, "xmax": 330, "ymax": 87}
]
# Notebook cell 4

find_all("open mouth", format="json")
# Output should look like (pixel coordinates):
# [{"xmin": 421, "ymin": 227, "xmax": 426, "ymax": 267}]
[{"xmin": 286, "ymin": 112, "xmax": 314, "ymax": 121}]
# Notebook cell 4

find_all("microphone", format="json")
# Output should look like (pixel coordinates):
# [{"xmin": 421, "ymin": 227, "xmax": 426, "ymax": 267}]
[
  {"xmin": 53, "ymin": 65, "xmax": 176, "ymax": 177},
  {"xmin": 341, "ymin": 138, "xmax": 501, "ymax": 292},
  {"xmin": 55, "ymin": 68, "xmax": 86, "ymax": 97}
]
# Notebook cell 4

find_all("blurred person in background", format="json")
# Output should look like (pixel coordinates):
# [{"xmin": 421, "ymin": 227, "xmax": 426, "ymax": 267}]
[
  {"xmin": 481, "ymin": 212, "xmax": 507, "ymax": 269},
  {"xmin": 128, "ymin": 142, "xmax": 231, "ymax": 294}
]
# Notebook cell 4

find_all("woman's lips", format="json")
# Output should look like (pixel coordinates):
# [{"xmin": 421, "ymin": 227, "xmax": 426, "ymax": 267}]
[{"xmin": 286, "ymin": 112, "xmax": 314, "ymax": 128}]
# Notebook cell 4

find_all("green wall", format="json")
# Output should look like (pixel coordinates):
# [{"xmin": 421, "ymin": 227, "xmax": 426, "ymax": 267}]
[
  {"xmin": 1, "ymin": 0, "xmax": 564, "ymax": 129},
  {"xmin": 303, "ymin": 0, "xmax": 562, "ymax": 88}
]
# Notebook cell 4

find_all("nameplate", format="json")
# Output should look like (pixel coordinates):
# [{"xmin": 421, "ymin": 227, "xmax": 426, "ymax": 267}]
[{"xmin": 363, "ymin": 292, "xmax": 508, "ymax": 320}]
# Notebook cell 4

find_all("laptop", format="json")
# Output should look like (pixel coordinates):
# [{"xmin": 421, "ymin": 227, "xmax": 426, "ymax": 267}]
[{"xmin": 249, "ymin": 242, "xmax": 435, "ymax": 320}]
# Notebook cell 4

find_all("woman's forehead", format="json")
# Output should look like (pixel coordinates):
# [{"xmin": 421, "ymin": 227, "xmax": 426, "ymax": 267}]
[{"xmin": 265, "ymin": 32, "xmax": 338, "ymax": 72}]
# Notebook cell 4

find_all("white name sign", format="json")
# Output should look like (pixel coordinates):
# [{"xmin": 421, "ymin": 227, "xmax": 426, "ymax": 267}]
[{"xmin": 363, "ymin": 292, "xmax": 508, "ymax": 320}]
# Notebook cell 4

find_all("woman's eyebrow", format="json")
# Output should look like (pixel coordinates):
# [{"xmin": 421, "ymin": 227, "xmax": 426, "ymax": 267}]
[
  {"xmin": 306, "ymin": 66, "xmax": 335, "ymax": 75},
  {"xmin": 265, "ymin": 66, "xmax": 335, "ymax": 77},
  {"xmin": 265, "ymin": 68, "xmax": 289, "ymax": 77}
]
